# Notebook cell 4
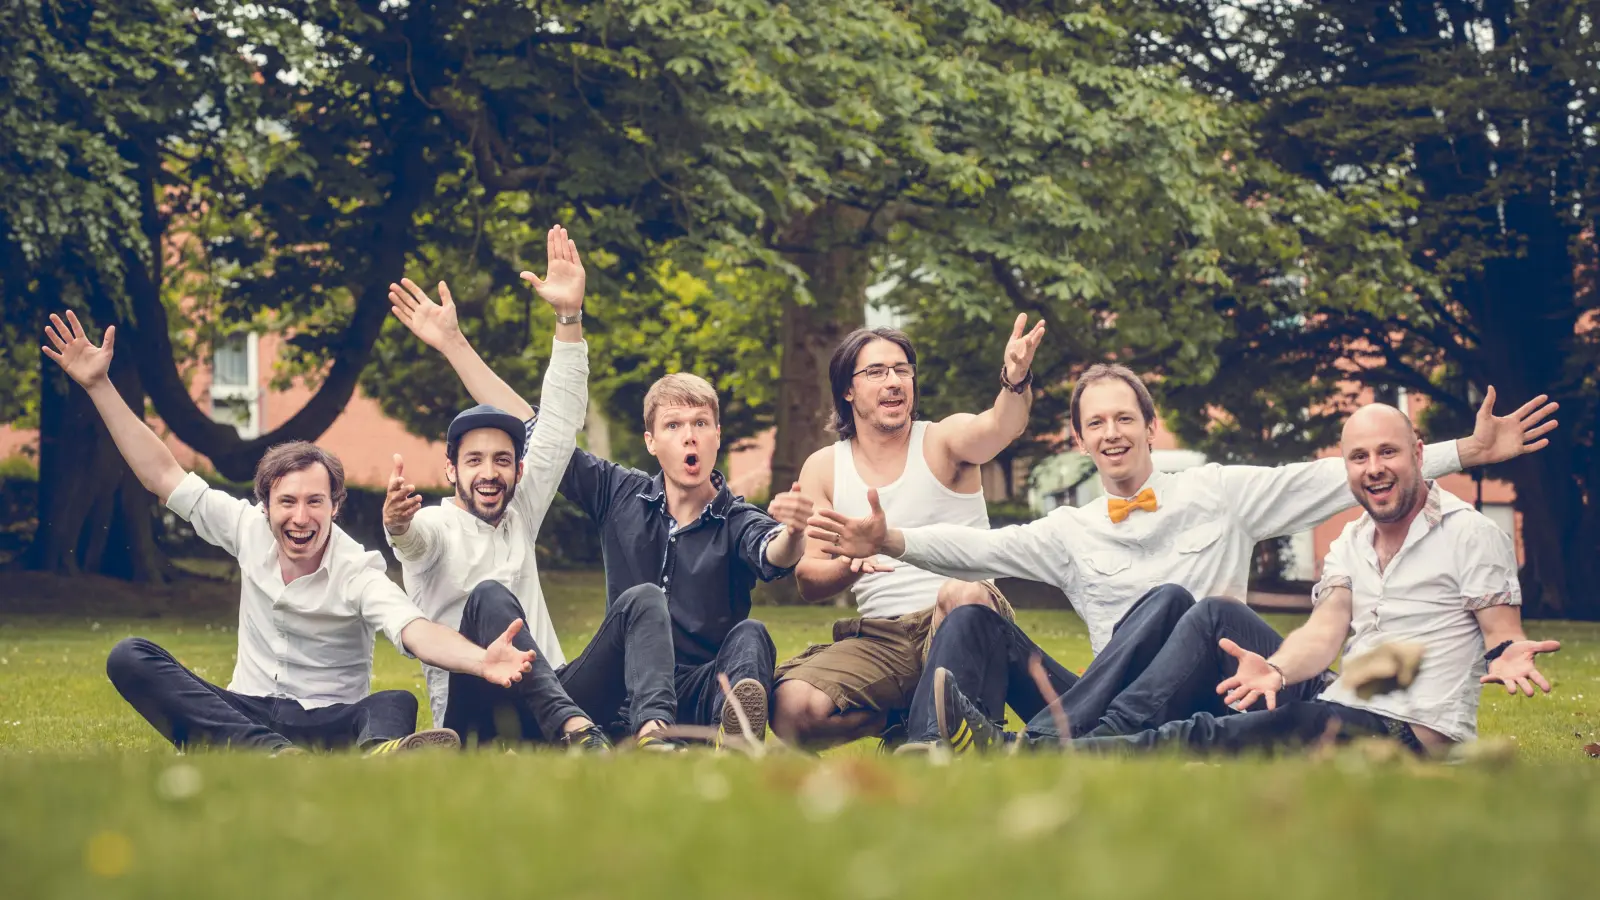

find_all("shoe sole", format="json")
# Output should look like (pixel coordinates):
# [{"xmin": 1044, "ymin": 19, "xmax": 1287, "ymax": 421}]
[
  {"xmin": 395, "ymin": 728, "xmax": 461, "ymax": 752},
  {"xmin": 720, "ymin": 678, "xmax": 768, "ymax": 744},
  {"xmin": 934, "ymin": 667, "xmax": 955, "ymax": 746}
]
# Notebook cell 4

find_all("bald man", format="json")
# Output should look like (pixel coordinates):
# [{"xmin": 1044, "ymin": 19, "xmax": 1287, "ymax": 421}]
[{"xmin": 932, "ymin": 403, "xmax": 1561, "ymax": 757}]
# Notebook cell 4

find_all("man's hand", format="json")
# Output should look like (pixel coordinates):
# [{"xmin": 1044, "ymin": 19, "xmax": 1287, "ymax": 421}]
[
  {"xmin": 1457, "ymin": 386, "xmax": 1559, "ymax": 468},
  {"xmin": 1003, "ymin": 313, "xmax": 1047, "ymax": 385},
  {"xmin": 382, "ymin": 454, "xmax": 423, "ymax": 536},
  {"xmin": 1215, "ymin": 638, "xmax": 1282, "ymax": 711},
  {"xmin": 519, "ymin": 224, "xmax": 586, "ymax": 317},
  {"xmin": 1481, "ymin": 639, "xmax": 1561, "ymax": 696},
  {"xmin": 768, "ymin": 482, "xmax": 815, "ymax": 536},
  {"xmin": 42, "ymin": 311, "xmax": 115, "ymax": 389},
  {"xmin": 480, "ymin": 618, "xmax": 536, "ymax": 687},
  {"xmin": 390, "ymin": 278, "xmax": 463, "ymax": 352},
  {"xmin": 807, "ymin": 489, "xmax": 890, "ymax": 559},
  {"xmin": 849, "ymin": 557, "xmax": 897, "ymax": 575}
]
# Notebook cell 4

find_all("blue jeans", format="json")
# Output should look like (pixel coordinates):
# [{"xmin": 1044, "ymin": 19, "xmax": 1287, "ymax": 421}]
[{"xmin": 672, "ymin": 618, "xmax": 777, "ymax": 727}]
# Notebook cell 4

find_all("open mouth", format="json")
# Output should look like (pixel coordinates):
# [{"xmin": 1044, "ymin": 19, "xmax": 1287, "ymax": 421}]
[
  {"xmin": 284, "ymin": 528, "xmax": 316, "ymax": 549},
  {"xmin": 684, "ymin": 453, "xmax": 701, "ymax": 475},
  {"xmin": 473, "ymin": 481, "xmax": 506, "ymax": 504},
  {"xmin": 879, "ymin": 396, "xmax": 906, "ymax": 411},
  {"xmin": 1101, "ymin": 445, "xmax": 1130, "ymax": 462},
  {"xmin": 1364, "ymin": 480, "xmax": 1396, "ymax": 502}
]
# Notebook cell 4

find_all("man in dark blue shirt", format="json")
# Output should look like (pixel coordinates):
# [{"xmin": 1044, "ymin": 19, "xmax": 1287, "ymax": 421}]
[{"xmin": 560, "ymin": 373, "xmax": 811, "ymax": 742}]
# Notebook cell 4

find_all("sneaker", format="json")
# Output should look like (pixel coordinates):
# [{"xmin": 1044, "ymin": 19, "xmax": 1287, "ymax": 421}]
[
  {"xmin": 366, "ymin": 728, "xmax": 461, "ymax": 756},
  {"xmin": 560, "ymin": 724, "xmax": 614, "ymax": 754},
  {"xmin": 635, "ymin": 733, "xmax": 687, "ymax": 753},
  {"xmin": 934, "ymin": 667, "xmax": 1002, "ymax": 755},
  {"xmin": 271, "ymin": 745, "xmax": 307, "ymax": 758},
  {"xmin": 892, "ymin": 741, "xmax": 938, "ymax": 756},
  {"xmin": 718, "ymin": 677, "xmax": 769, "ymax": 746}
]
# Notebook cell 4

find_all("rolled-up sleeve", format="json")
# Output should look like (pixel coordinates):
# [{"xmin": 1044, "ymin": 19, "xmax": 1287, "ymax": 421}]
[
  {"xmin": 165, "ymin": 472, "xmax": 253, "ymax": 558},
  {"xmin": 1457, "ymin": 518, "xmax": 1521, "ymax": 610},
  {"xmin": 1312, "ymin": 528, "xmax": 1355, "ymax": 608},
  {"xmin": 734, "ymin": 509, "xmax": 791, "ymax": 581},
  {"xmin": 901, "ymin": 513, "xmax": 1073, "ymax": 591},
  {"xmin": 357, "ymin": 571, "xmax": 427, "ymax": 658}
]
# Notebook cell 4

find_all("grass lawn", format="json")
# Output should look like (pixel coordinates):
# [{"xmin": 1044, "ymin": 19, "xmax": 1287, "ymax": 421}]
[{"xmin": 2, "ymin": 569, "xmax": 1599, "ymax": 898}]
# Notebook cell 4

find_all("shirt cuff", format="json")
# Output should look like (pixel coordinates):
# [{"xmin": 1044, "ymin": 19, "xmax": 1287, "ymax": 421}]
[
  {"xmin": 164, "ymin": 471, "xmax": 211, "ymax": 521},
  {"xmin": 1464, "ymin": 590, "xmax": 1521, "ymax": 611},
  {"xmin": 1311, "ymin": 574, "xmax": 1351, "ymax": 608},
  {"xmin": 756, "ymin": 524, "xmax": 794, "ymax": 578}
]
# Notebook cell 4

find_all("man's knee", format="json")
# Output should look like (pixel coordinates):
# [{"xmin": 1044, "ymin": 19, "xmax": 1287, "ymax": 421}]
[
  {"xmin": 936, "ymin": 580, "xmax": 997, "ymax": 617},
  {"xmin": 105, "ymin": 637, "xmax": 160, "ymax": 685},
  {"xmin": 1193, "ymin": 595, "xmax": 1250, "ymax": 628},
  {"xmin": 466, "ymin": 580, "xmax": 522, "ymax": 617},
  {"xmin": 1148, "ymin": 584, "xmax": 1197, "ymax": 616},
  {"xmin": 615, "ymin": 583, "xmax": 669, "ymax": 620},
  {"xmin": 771, "ymin": 680, "xmax": 836, "ymax": 736},
  {"xmin": 725, "ymin": 618, "xmax": 775, "ymax": 654}
]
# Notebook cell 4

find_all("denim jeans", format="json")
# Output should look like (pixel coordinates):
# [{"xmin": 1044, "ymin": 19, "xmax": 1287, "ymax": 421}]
[
  {"xmin": 903, "ymin": 605, "xmax": 1080, "ymax": 743},
  {"xmin": 444, "ymin": 581, "xmax": 677, "ymax": 743},
  {"xmin": 673, "ymin": 618, "xmax": 777, "ymax": 727},
  {"xmin": 106, "ymin": 637, "xmax": 417, "ymax": 752},
  {"xmin": 1070, "ymin": 700, "xmax": 1422, "ymax": 756}
]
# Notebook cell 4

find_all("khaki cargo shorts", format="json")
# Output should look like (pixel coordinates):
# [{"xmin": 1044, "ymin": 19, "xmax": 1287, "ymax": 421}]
[{"xmin": 774, "ymin": 581, "xmax": 1013, "ymax": 715}]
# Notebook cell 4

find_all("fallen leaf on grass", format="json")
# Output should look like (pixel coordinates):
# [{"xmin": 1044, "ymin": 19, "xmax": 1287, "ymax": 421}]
[
  {"xmin": 1583, "ymin": 743, "xmax": 1600, "ymax": 758},
  {"xmin": 1341, "ymin": 641, "xmax": 1425, "ymax": 699}
]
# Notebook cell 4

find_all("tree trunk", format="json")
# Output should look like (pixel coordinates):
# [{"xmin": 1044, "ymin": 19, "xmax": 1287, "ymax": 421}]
[
  {"xmin": 25, "ymin": 332, "xmax": 167, "ymax": 582},
  {"xmin": 769, "ymin": 204, "xmax": 873, "ymax": 491}
]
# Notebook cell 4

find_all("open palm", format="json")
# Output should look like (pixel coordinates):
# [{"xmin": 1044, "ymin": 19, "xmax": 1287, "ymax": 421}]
[
  {"xmin": 481, "ymin": 618, "xmax": 536, "ymax": 687},
  {"xmin": 42, "ymin": 311, "xmax": 115, "ymax": 388},
  {"xmin": 389, "ymin": 279, "xmax": 462, "ymax": 351},
  {"xmin": 1464, "ymin": 386, "xmax": 1559, "ymax": 466},
  {"xmin": 520, "ymin": 224, "xmax": 586, "ymax": 315}
]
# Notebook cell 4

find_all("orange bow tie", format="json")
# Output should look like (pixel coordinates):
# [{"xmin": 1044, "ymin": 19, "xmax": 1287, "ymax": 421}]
[{"xmin": 1107, "ymin": 488, "xmax": 1158, "ymax": 524}]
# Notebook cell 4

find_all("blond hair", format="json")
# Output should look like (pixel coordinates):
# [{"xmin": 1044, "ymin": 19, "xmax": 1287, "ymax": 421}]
[{"xmin": 642, "ymin": 373, "xmax": 721, "ymax": 432}]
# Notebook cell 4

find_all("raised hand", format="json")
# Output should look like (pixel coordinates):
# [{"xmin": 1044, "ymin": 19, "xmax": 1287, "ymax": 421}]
[
  {"xmin": 480, "ymin": 618, "xmax": 536, "ymax": 687},
  {"xmin": 1215, "ymin": 638, "xmax": 1283, "ymax": 711},
  {"xmin": 41, "ymin": 311, "xmax": 115, "ymax": 389},
  {"xmin": 1459, "ymin": 386, "xmax": 1559, "ymax": 467},
  {"xmin": 382, "ymin": 454, "xmax": 424, "ymax": 536},
  {"xmin": 768, "ymin": 482, "xmax": 815, "ymax": 536},
  {"xmin": 1003, "ymin": 313, "xmax": 1047, "ymax": 384},
  {"xmin": 389, "ymin": 278, "xmax": 462, "ymax": 351},
  {"xmin": 1481, "ymin": 639, "xmax": 1561, "ymax": 696},
  {"xmin": 519, "ymin": 224, "xmax": 586, "ymax": 317},
  {"xmin": 807, "ymin": 489, "xmax": 889, "ymax": 559}
]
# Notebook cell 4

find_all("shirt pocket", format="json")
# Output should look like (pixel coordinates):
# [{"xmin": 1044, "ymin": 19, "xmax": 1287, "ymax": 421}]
[
  {"xmin": 1082, "ymin": 548, "xmax": 1132, "ymax": 577},
  {"xmin": 1175, "ymin": 521, "xmax": 1226, "ymax": 555}
]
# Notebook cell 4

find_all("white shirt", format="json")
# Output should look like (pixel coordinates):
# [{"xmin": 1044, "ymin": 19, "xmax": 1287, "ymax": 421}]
[
  {"xmin": 166, "ymin": 473, "xmax": 426, "ymax": 709},
  {"xmin": 1315, "ymin": 483, "xmax": 1519, "ymax": 742},
  {"xmin": 388, "ymin": 337, "xmax": 585, "ymax": 725},
  {"xmin": 900, "ymin": 442, "xmax": 1463, "ymax": 654}
]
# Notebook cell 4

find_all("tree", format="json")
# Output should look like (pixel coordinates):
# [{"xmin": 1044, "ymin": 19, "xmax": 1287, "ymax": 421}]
[{"xmin": 1144, "ymin": 0, "xmax": 1600, "ymax": 617}]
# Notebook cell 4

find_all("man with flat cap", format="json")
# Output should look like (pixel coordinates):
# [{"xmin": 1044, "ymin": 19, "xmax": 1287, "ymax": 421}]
[{"xmin": 382, "ymin": 225, "xmax": 678, "ymax": 751}]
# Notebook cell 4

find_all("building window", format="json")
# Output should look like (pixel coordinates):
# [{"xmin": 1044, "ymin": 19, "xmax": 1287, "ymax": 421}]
[{"xmin": 211, "ymin": 333, "xmax": 261, "ymax": 438}]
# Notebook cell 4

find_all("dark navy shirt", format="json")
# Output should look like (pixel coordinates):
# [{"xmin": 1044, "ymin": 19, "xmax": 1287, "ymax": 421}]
[{"xmin": 558, "ymin": 448, "xmax": 792, "ymax": 666}]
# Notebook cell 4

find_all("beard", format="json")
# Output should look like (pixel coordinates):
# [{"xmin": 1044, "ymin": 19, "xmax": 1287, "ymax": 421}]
[
  {"xmin": 455, "ymin": 475, "xmax": 517, "ymax": 525},
  {"xmin": 1358, "ymin": 473, "xmax": 1423, "ymax": 524}
]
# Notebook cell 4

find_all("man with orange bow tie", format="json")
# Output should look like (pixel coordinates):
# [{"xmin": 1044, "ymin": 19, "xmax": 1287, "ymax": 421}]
[{"xmin": 807, "ymin": 363, "xmax": 1559, "ymax": 752}]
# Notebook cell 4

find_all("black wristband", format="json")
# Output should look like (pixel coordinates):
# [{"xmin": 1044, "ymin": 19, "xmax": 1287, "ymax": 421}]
[
  {"xmin": 1484, "ymin": 639, "xmax": 1514, "ymax": 663},
  {"xmin": 1000, "ymin": 365, "xmax": 1033, "ymax": 393}
]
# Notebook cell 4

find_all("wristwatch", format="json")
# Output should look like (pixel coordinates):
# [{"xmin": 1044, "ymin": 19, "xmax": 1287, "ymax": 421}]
[
  {"xmin": 999, "ymin": 365, "xmax": 1033, "ymax": 393},
  {"xmin": 556, "ymin": 309, "xmax": 583, "ymax": 326}
]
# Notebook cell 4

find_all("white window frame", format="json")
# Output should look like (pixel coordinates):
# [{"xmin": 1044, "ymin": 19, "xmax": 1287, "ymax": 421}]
[{"xmin": 210, "ymin": 332, "xmax": 261, "ymax": 439}]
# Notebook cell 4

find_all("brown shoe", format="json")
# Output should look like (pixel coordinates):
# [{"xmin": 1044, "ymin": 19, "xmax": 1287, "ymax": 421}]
[
  {"xmin": 719, "ymin": 678, "xmax": 768, "ymax": 746},
  {"xmin": 366, "ymin": 728, "xmax": 461, "ymax": 755}
]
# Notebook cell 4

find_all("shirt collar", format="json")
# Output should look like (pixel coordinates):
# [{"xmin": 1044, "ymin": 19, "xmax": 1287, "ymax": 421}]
[
  {"xmin": 1104, "ymin": 469, "xmax": 1166, "ymax": 503},
  {"xmin": 637, "ymin": 470, "xmax": 736, "ymax": 521},
  {"xmin": 1353, "ymin": 480, "xmax": 1453, "ymax": 564}
]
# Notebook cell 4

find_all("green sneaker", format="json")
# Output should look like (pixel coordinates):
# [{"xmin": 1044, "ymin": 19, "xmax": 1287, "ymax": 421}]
[
  {"xmin": 934, "ymin": 668, "xmax": 1002, "ymax": 755},
  {"xmin": 635, "ymin": 733, "xmax": 687, "ymax": 753},
  {"xmin": 560, "ymin": 724, "xmax": 613, "ymax": 754},
  {"xmin": 366, "ymin": 728, "xmax": 460, "ymax": 756}
]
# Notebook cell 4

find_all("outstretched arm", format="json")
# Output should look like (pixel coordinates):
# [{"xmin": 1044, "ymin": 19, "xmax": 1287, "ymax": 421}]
[
  {"xmin": 1217, "ymin": 586, "xmax": 1354, "ymax": 711},
  {"xmin": 1476, "ymin": 605, "xmax": 1560, "ymax": 697},
  {"xmin": 389, "ymin": 224, "xmax": 587, "ymax": 420},
  {"xmin": 400, "ymin": 617, "xmax": 535, "ymax": 687},
  {"xmin": 41, "ymin": 311, "xmax": 186, "ymax": 503},
  {"xmin": 928, "ymin": 314, "xmax": 1045, "ymax": 467}
]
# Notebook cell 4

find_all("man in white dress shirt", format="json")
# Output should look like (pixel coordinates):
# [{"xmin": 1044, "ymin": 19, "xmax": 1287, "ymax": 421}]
[
  {"xmin": 809, "ymin": 363, "xmax": 1558, "ymax": 750},
  {"xmin": 933, "ymin": 403, "xmax": 1561, "ymax": 756},
  {"xmin": 383, "ymin": 226, "xmax": 677, "ymax": 752},
  {"xmin": 42, "ymin": 312, "xmax": 535, "ymax": 754}
]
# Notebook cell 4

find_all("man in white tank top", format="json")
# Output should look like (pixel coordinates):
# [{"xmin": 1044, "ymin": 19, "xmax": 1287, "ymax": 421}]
[{"xmin": 770, "ymin": 318, "xmax": 1073, "ymax": 750}]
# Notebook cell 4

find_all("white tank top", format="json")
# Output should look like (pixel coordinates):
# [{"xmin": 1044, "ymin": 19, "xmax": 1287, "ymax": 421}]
[{"xmin": 832, "ymin": 421, "xmax": 991, "ymax": 618}]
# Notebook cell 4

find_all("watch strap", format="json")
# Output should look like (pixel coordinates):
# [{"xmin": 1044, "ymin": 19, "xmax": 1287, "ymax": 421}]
[{"xmin": 555, "ymin": 309, "xmax": 583, "ymax": 326}]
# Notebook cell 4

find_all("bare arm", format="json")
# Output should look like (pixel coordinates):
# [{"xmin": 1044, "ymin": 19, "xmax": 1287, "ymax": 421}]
[
  {"xmin": 389, "ymin": 224, "xmax": 587, "ymax": 420},
  {"xmin": 792, "ymin": 447, "xmax": 891, "ymax": 602},
  {"xmin": 42, "ymin": 312, "xmax": 186, "ymax": 503},
  {"xmin": 928, "ymin": 314, "xmax": 1044, "ymax": 467},
  {"xmin": 1216, "ymin": 587, "xmax": 1353, "ymax": 711}
]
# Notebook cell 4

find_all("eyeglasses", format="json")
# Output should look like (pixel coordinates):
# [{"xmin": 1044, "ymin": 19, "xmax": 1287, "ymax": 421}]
[{"xmin": 852, "ymin": 363, "xmax": 916, "ymax": 382}]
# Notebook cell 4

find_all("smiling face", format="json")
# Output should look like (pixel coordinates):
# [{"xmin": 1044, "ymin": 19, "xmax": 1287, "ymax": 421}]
[
  {"xmin": 644, "ymin": 403, "xmax": 721, "ymax": 493},
  {"xmin": 1341, "ymin": 405, "xmax": 1426, "ymax": 525},
  {"xmin": 845, "ymin": 338, "xmax": 915, "ymax": 437},
  {"xmin": 265, "ymin": 464, "xmax": 338, "ymax": 570},
  {"xmin": 447, "ymin": 427, "xmax": 522, "ymax": 526},
  {"xmin": 1074, "ymin": 380, "xmax": 1157, "ymax": 496}
]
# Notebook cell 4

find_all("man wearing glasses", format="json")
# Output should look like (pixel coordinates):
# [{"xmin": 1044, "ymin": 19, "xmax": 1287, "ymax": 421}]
[{"xmin": 769, "ymin": 318, "xmax": 1066, "ymax": 750}]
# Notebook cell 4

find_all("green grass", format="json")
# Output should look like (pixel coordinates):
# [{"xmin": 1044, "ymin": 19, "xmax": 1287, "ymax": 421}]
[{"xmin": 3, "ymin": 569, "xmax": 1599, "ymax": 898}]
